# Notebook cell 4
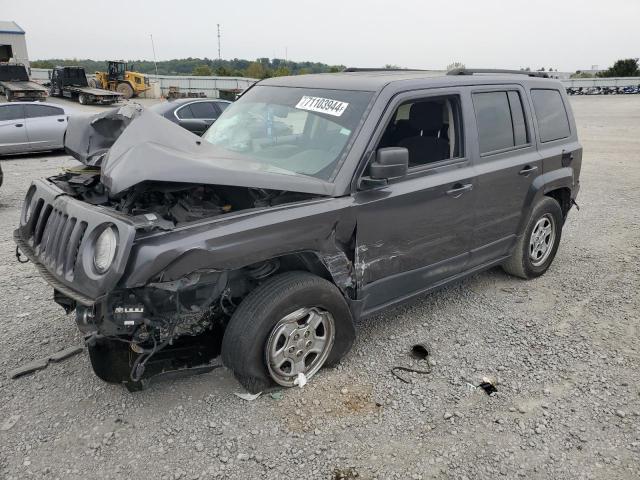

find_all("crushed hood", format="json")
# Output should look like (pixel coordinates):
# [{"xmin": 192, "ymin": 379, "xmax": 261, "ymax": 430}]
[{"xmin": 64, "ymin": 104, "xmax": 335, "ymax": 197}]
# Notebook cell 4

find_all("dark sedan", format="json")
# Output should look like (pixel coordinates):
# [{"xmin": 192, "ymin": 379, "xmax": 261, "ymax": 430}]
[{"xmin": 149, "ymin": 98, "xmax": 231, "ymax": 136}]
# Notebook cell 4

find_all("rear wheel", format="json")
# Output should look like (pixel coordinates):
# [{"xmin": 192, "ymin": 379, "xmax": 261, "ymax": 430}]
[
  {"xmin": 502, "ymin": 196, "xmax": 563, "ymax": 279},
  {"xmin": 221, "ymin": 271, "xmax": 355, "ymax": 393},
  {"xmin": 78, "ymin": 94, "xmax": 88, "ymax": 105},
  {"xmin": 88, "ymin": 78, "xmax": 101, "ymax": 89},
  {"xmin": 116, "ymin": 82, "xmax": 134, "ymax": 99}
]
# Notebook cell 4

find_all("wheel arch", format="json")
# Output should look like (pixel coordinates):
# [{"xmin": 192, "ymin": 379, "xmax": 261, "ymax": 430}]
[
  {"xmin": 518, "ymin": 167, "xmax": 575, "ymax": 235},
  {"xmin": 544, "ymin": 187, "xmax": 572, "ymax": 221}
]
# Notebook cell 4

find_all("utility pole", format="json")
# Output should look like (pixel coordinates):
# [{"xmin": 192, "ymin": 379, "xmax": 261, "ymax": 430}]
[
  {"xmin": 217, "ymin": 24, "xmax": 221, "ymax": 61},
  {"xmin": 150, "ymin": 34, "xmax": 159, "ymax": 78}
]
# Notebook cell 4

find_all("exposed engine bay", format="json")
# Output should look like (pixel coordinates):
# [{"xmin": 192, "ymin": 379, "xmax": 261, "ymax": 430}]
[{"xmin": 49, "ymin": 167, "xmax": 317, "ymax": 225}]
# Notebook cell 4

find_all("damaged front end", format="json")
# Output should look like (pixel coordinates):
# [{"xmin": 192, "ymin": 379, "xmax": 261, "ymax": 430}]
[
  {"xmin": 77, "ymin": 270, "xmax": 232, "ymax": 390},
  {"xmin": 15, "ymin": 104, "xmax": 355, "ymax": 390}
]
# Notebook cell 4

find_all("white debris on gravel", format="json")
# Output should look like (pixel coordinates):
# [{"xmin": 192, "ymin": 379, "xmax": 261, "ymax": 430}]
[{"xmin": 0, "ymin": 96, "xmax": 639, "ymax": 479}]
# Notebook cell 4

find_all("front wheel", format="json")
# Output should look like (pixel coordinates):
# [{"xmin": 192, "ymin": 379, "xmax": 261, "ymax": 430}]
[
  {"xmin": 221, "ymin": 271, "xmax": 356, "ymax": 393},
  {"xmin": 502, "ymin": 196, "xmax": 564, "ymax": 279},
  {"xmin": 116, "ymin": 82, "xmax": 134, "ymax": 99}
]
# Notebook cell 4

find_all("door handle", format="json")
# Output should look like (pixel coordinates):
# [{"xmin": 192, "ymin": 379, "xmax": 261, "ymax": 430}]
[
  {"xmin": 57, "ymin": 118, "xmax": 65, "ymax": 122},
  {"xmin": 445, "ymin": 183, "xmax": 473, "ymax": 198},
  {"xmin": 15, "ymin": 123, "xmax": 23, "ymax": 127},
  {"xmin": 519, "ymin": 165, "xmax": 538, "ymax": 176}
]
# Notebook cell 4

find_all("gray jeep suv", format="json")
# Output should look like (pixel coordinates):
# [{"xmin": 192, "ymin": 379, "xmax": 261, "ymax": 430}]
[{"xmin": 14, "ymin": 69, "xmax": 582, "ymax": 391}]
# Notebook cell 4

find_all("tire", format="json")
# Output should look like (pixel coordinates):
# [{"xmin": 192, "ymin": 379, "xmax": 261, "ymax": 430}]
[
  {"xmin": 78, "ymin": 94, "xmax": 87, "ymax": 105},
  {"xmin": 221, "ymin": 271, "xmax": 355, "ymax": 393},
  {"xmin": 116, "ymin": 82, "xmax": 134, "ymax": 99},
  {"xmin": 502, "ymin": 196, "xmax": 563, "ymax": 279},
  {"xmin": 88, "ymin": 78, "xmax": 100, "ymax": 89}
]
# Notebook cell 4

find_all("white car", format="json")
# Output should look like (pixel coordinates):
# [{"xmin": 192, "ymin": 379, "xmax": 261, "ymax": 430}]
[{"xmin": 0, "ymin": 102, "xmax": 72, "ymax": 155}]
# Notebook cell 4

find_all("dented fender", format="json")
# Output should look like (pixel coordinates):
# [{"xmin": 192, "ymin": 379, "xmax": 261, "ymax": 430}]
[{"xmin": 122, "ymin": 196, "xmax": 359, "ymax": 292}]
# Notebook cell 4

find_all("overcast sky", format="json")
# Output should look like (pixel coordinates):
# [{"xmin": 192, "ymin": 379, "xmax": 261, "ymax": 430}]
[{"xmin": 4, "ymin": 0, "xmax": 639, "ymax": 71}]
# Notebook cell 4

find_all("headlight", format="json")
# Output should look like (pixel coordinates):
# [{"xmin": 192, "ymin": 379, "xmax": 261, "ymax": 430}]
[{"xmin": 94, "ymin": 226, "xmax": 118, "ymax": 273}]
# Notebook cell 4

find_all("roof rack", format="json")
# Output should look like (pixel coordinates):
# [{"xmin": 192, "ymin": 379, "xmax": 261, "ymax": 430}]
[
  {"xmin": 447, "ymin": 68, "xmax": 549, "ymax": 78},
  {"xmin": 343, "ymin": 67, "xmax": 427, "ymax": 73}
]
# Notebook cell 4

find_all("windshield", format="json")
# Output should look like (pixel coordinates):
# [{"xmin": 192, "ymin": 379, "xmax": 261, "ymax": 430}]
[{"xmin": 202, "ymin": 85, "xmax": 373, "ymax": 180}]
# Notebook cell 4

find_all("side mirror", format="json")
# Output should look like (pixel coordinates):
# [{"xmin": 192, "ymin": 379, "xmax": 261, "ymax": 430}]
[{"xmin": 369, "ymin": 147, "xmax": 409, "ymax": 180}]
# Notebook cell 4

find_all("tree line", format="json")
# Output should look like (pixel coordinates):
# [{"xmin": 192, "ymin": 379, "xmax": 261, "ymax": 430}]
[{"xmin": 31, "ymin": 57, "xmax": 345, "ymax": 78}]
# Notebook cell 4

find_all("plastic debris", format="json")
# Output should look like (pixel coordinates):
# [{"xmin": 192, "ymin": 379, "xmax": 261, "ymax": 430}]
[
  {"xmin": 269, "ymin": 391, "xmax": 284, "ymax": 400},
  {"xmin": 9, "ymin": 345, "xmax": 84, "ymax": 379},
  {"xmin": 293, "ymin": 372, "xmax": 307, "ymax": 388},
  {"xmin": 234, "ymin": 391, "xmax": 262, "ymax": 401}
]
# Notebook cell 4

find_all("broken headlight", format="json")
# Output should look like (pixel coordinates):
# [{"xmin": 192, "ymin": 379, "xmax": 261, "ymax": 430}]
[{"xmin": 94, "ymin": 225, "xmax": 118, "ymax": 273}]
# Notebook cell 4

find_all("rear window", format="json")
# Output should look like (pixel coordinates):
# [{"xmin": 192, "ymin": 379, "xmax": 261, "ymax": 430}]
[
  {"xmin": 531, "ymin": 89, "xmax": 570, "ymax": 142},
  {"xmin": 473, "ymin": 91, "xmax": 529, "ymax": 155},
  {"xmin": 25, "ymin": 105, "xmax": 64, "ymax": 118}
]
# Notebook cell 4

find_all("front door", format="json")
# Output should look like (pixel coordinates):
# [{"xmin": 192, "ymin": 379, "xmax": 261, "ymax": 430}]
[
  {"xmin": 24, "ymin": 104, "xmax": 67, "ymax": 151},
  {"xmin": 0, "ymin": 104, "xmax": 28, "ymax": 154},
  {"xmin": 354, "ymin": 90, "xmax": 475, "ymax": 314}
]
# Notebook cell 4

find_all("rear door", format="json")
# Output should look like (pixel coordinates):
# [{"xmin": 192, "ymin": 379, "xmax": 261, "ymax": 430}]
[
  {"xmin": 529, "ymin": 88, "xmax": 581, "ymax": 181},
  {"xmin": 468, "ymin": 85, "xmax": 542, "ymax": 267},
  {"xmin": 0, "ymin": 104, "xmax": 28, "ymax": 154},
  {"xmin": 24, "ymin": 104, "xmax": 67, "ymax": 151}
]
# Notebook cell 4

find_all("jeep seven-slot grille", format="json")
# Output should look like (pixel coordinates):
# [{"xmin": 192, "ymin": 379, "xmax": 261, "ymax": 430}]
[{"xmin": 28, "ymin": 201, "xmax": 87, "ymax": 278}]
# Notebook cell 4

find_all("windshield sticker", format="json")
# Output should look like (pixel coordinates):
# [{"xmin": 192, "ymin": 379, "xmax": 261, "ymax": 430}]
[{"xmin": 295, "ymin": 96, "xmax": 349, "ymax": 117}]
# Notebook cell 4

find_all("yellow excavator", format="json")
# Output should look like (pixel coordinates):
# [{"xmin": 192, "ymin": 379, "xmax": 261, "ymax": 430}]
[{"xmin": 90, "ymin": 61, "xmax": 150, "ymax": 99}]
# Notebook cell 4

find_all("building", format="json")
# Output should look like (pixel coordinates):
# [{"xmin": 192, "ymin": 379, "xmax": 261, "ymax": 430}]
[{"xmin": 0, "ymin": 21, "xmax": 29, "ymax": 69}]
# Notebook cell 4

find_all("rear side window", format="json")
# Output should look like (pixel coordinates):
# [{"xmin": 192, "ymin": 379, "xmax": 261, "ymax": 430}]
[
  {"xmin": 530, "ymin": 89, "xmax": 570, "ymax": 142},
  {"xmin": 473, "ymin": 91, "xmax": 529, "ymax": 155},
  {"xmin": 176, "ymin": 105, "xmax": 194, "ymax": 119},
  {"xmin": 217, "ymin": 102, "xmax": 230, "ymax": 112},
  {"xmin": 25, "ymin": 105, "xmax": 64, "ymax": 118},
  {"xmin": 189, "ymin": 102, "xmax": 217, "ymax": 118},
  {"xmin": 0, "ymin": 104, "xmax": 24, "ymax": 121}
]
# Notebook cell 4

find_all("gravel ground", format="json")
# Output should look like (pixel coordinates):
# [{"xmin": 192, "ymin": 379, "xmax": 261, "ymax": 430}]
[{"xmin": 0, "ymin": 96, "xmax": 639, "ymax": 480}]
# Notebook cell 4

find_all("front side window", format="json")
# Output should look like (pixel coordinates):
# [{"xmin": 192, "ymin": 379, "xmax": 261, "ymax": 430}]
[
  {"xmin": 203, "ymin": 85, "xmax": 373, "ymax": 180},
  {"xmin": 378, "ymin": 95, "xmax": 463, "ymax": 168},
  {"xmin": 530, "ymin": 89, "xmax": 570, "ymax": 142},
  {"xmin": 0, "ymin": 104, "xmax": 24, "ymax": 121},
  {"xmin": 25, "ymin": 105, "xmax": 64, "ymax": 118},
  {"xmin": 473, "ymin": 90, "xmax": 529, "ymax": 155}
]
